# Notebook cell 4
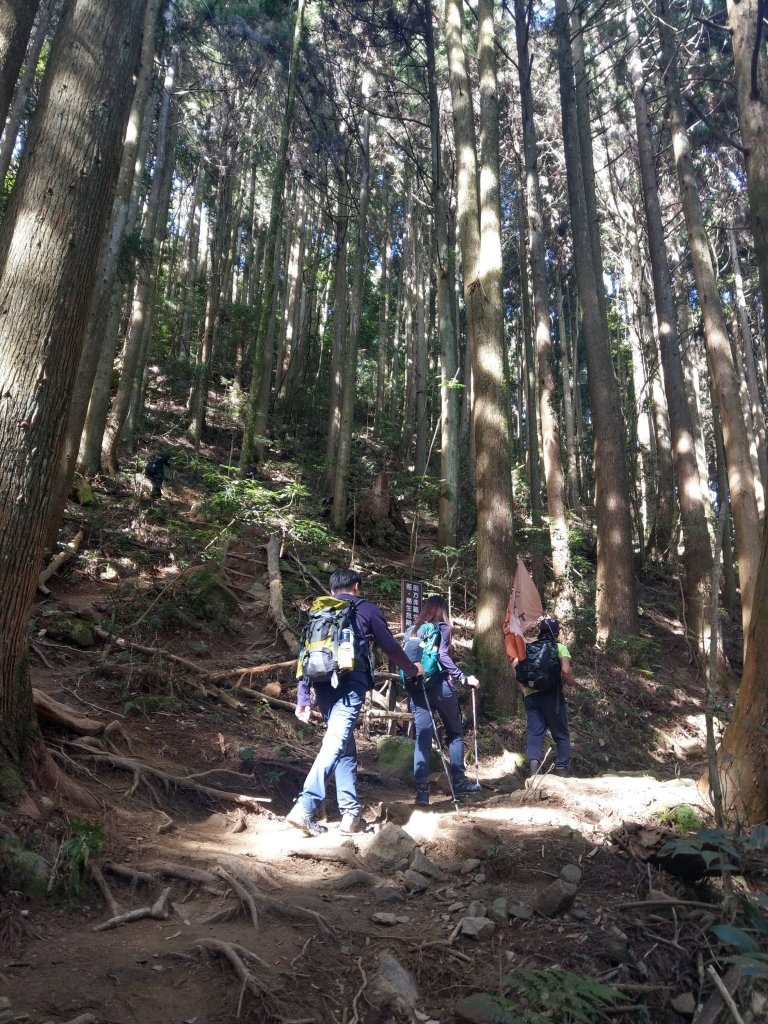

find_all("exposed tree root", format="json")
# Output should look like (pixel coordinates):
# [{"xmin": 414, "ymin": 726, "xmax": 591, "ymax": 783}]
[
  {"xmin": 33, "ymin": 690, "xmax": 105, "ymax": 737},
  {"xmin": 213, "ymin": 866, "xmax": 260, "ymax": 929},
  {"xmin": 93, "ymin": 886, "xmax": 171, "ymax": 932},
  {"xmin": 31, "ymin": 745, "xmax": 102, "ymax": 811},
  {"xmin": 193, "ymin": 937, "xmax": 278, "ymax": 1001},
  {"xmin": 287, "ymin": 846, "xmax": 368, "ymax": 872},
  {"xmin": 136, "ymin": 860, "xmax": 220, "ymax": 886},
  {"xmin": 41, "ymin": 1015, "xmax": 97, "ymax": 1024},
  {"xmin": 209, "ymin": 862, "xmax": 334, "ymax": 939},
  {"xmin": 87, "ymin": 863, "xmax": 122, "ymax": 918},
  {"xmin": 319, "ymin": 869, "xmax": 378, "ymax": 891},
  {"xmin": 103, "ymin": 862, "xmax": 154, "ymax": 888},
  {"xmin": 63, "ymin": 741, "xmax": 270, "ymax": 811},
  {"xmin": 38, "ymin": 527, "xmax": 86, "ymax": 595}
]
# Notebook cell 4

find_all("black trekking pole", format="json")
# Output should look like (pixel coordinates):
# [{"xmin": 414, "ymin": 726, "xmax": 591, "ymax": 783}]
[{"xmin": 420, "ymin": 676, "xmax": 460, "ymax": 812}]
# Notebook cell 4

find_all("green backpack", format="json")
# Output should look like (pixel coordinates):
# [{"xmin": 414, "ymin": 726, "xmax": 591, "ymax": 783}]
[{"xmin": 400, "ymin": 622, "xmax": 443, "ymax": 698}]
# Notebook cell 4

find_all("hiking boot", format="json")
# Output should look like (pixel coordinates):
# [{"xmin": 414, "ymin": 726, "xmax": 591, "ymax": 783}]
[
  {"xmin": 453, "ymin": 778, "xmax": 482, "ymax": 799},
  {"xmin": 554, "ymin": 767, "xmax": 570, "ymax": 778},
  {"xmin": 528, "ymin": 759, "xmax": 541, "ymax": 776},
  {"xmin": 286, "ymin": 803, "xmax": 327, "ymax": 837},
  {"xmin": 414, "ymin": 783, "xmax": 430, "ymax": 808},
  {"xmin": 338, "ymin": 811, "xmax": 364, "ymax": 835}
]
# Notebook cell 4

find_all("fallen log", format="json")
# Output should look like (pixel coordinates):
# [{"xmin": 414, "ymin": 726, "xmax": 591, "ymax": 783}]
[
  {"xmin": 38, "ymin": 528, "xmax": 86, "ymax": 595},
  {"xmin": 265, "ymin": 535, "xmax": 300, "ymax": 654},
  {"xmin": 206, "ymin": 658, "xmax": 298, "ymax": 683}
]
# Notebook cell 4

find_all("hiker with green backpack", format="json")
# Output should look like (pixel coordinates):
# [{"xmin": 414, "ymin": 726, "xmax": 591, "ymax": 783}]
[
  {"xmin": 401, "ymin": 595, "xmax": 481, "ymax": 806},
  {"xmin": 286, "ymin": 568, "xmax": 423, "ymax": 837},
  {"xmin": 511, "ymin": 617, "xmax": 575, "ymax": 777}
]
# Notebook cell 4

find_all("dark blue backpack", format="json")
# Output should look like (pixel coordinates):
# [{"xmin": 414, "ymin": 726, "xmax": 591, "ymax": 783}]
[{"xmin": 516, "ymin": 639, "xmax": 561, "ymax": 693}]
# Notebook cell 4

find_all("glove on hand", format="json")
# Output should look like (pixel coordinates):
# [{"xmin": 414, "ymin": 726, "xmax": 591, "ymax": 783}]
[
  {"xmin": 466, "ymin": 675, "xmax": 480, "ymax": 689},
  {"xmin": 295, "ymin": 705, "xmax": 311, "ymax": 723}
]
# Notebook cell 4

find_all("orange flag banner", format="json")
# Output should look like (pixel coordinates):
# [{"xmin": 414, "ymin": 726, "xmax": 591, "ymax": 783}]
[{"xmin": 503, "ymin": 557, "xmax": 544, "ymax": 661}]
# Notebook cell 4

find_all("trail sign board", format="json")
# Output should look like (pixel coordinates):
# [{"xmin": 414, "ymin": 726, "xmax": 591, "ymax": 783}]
[{"xmin": 400, "ymin": 579, "xmax": 424, "ymax": 633}]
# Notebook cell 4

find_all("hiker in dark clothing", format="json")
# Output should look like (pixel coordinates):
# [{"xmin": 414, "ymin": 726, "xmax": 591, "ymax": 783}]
[
  {"xmin": 145, "ymin": 455, "xmax": 171, "ymax": 499},
  {"xmin": 511, "ymin": 617, "xmax": 574, "ymax": 777},
  {"xmin": 405, "ymin": 595, "xmax": 481, "ymax": 807},
  {"xmin": 287, "ymin": 568, "xmax": 423, "ymax": 837}
]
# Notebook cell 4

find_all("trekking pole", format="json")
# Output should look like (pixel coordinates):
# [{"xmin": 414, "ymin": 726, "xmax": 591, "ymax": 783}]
[
  {"xmin": 471, "ymin": 688, "xmax": 480, "ymax": 787},
  {"xmin": 421, "ymin": 677, "xmax": 460, "ymax": 811}
]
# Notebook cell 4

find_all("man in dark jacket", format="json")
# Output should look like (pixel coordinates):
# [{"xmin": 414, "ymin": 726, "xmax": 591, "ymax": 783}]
[{"xmin": 286, "ymin": 568, "xmax": 423, "ymax": 837}]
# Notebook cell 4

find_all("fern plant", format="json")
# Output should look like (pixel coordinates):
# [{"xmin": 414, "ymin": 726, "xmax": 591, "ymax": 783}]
[
  {"xmin": 48, "ymin": 819, "xmax": 105, "ymax": 904},
  {"xmin": 468, "ymin": 970, "xmax": 624, "ymax": 1024}
]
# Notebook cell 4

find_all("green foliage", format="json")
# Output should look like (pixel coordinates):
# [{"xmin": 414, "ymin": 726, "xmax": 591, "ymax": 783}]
[
  {"xmin": 657, "ymin": 804, "xmax": 705, "ymax": 834},
  {"xmin": 474, "ymin": 970, "xmax": 623, "ymax": 1023},
  {"xmin": 658, "ymin": 828, "xmax": 741, "ymax": 875},
  {"xmin": 712, "ymin": 921, "xmax": 768, "ymax": 979},
  {"xmin": 49, "ymin": 819, "xmax": 105, "ymax": 904},
  {"xmin": 603, "ymin": 631, "xmax": 660, "ymax": 669}
]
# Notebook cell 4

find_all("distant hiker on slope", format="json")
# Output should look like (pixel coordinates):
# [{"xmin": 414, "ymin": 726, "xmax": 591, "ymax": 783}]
[
  {"xmin": 286, "ymin": 568, "xmax": 423, "ymax": 837},
  {"xmin": 401, "ymin": 595, "xmax": 482, "ymax": 806},
  {"xmin": 510, "ymin": 617, "xmax": 575, "ymax": 777}
]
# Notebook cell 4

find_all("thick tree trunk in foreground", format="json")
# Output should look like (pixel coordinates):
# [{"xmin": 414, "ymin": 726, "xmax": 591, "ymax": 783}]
[
  {"xmin": 716, "ymin": 517, "xmax": 768, "ymax": 825},
  {"xmin": 445, "ymin": 0, "xmax": 516, "ymax": 709},
  {"xmin": 555, "ymin": 0, "xmax": 638, "ymax": 642},
  {"xmin": 0, "ymin": 0, "xmax": 145, "ymax": 797},
  {"xmin": 726, "ymin": 0, "xmax": 768, "ymax": 354},
  {"xmin": 0, "ymin": 0, "xmax": 51, "ymax": 186},
  {"xmin": 658, "ymin": 0, "xmax": 761, "ymax": 645},
  {"xmin": 0, "ymin": 0, "xmax": 39, "ymax": 132}
]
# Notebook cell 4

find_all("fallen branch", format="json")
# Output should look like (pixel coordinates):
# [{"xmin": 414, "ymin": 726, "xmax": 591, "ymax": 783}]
[
  {"xmin": 265, "ymin": 535, "xmax": 300, "ymax": 654},
  {"xmin": 205, "ymin": 658, "xmax": 298, "ymax": 683},
  {"xmin": 705, "ymin": 966, "xmax": 745, "ymax": 1024},
  {"xmin": 38, "ymin": 527, "xmax": 85, "ymax": 594},
  {"xmin": 94, "ymin": 886, "xmax": 171, "ymax": 931},
  {"xmin": 93, "ymin": 626, "xmax": 210, "ymax": 681}
]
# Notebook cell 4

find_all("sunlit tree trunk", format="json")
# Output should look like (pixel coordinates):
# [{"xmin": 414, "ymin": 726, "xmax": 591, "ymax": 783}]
[
  {"xmin": 102, "ymin": 58, "xmax": 176, "ymax": 472},
  {"xmin": 332, "ymin": 94, "xmax": 371, "ymax": 530},
  {"xmin": 658, "ymin": 0, "xmax": 761, "ymax": 644},
  {"xmin": 515, "ymin": 0, "xmax": 570, "ymax": 610},
  {"xmin": 375, "ymin": 176, "xmax": 390, "ymax": 431},
  {"xmin": 555, "ymin": 0, "xmax": 638, "ymax": 641},
  {"xmin": 239, "ymin": 0, "xmax": 305, "ymax": 471},
  {"xmin": 322, "ymin": 169, "xmax": 348, "ymax": 493},
  {"xmin": 726, "ymin": 0, "xmax": 768, "ymax": 353},
  {"xmin": 0, "ymin": 0, "xmax": 146, "ymax": 798},
  {"xmin": 425, "ymin": 0, "xmax": 459, "ymax": 548},
  {"xmin": 445, "ymin": 0, "xmax": 516, "ymax": 707},
  {"xmin": 557, "ymin": 273, "xmax": 580, "ymax": 511}
]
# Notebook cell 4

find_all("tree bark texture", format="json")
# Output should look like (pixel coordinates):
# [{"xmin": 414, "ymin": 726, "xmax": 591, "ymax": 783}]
[
  {"xmin": 322, "ymin": 170, "xmax": 348, "ymax": 492},
  {"xmin": 0, "ymin": 0, "xmax": 39, "ymax": 133},
  {"xmin": 717, "ymin": 514, "xmax": 768, "ymax": 825},
  {"xmin": 555, "ymin": 0, "xmax": 638, "ymax": 641},
  {"xmin": 446, "ymin": 0, "xmax": 516, "ymax": 708},
  {"xmin": 515, "ymin": 0, "xmax": 571, "ymax": 609},
  {"xmin": 239, "ymin": 0, "xmax": 305, "ymax": 470},
  {"xmin": 658, "ymin": 0, "xmax": 761, "ymax": 644},
  {"xmin": 726, "ymin": 0, "xmax": 768, "ymax": 354},
  {"xmin": 0, "ymin": 0, "xmax": 51, "ymax": 186},
  {"xmin": 0, "ymin": 0, "xmax": 146, "ymax": 791}
]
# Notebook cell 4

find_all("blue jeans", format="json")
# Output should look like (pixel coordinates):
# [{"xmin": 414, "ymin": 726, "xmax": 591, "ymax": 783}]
[
  {"xmin": 409, "ymin": 679, "xmax": 466, "ymax": 785},
  {"xmin": 296, "ymin": 683, "xmax": 365, "ymax": 817},
  {"xmin": 524, "ymin": 689, "xmax": 570, "ymax": 768}
]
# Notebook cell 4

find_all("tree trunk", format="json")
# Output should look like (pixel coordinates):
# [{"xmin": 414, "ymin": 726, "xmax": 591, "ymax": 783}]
[
  {"xmin": 445, "ymin": 0, "xmax": 516, "ymax": 708},
  {"xmin": 716, "ymin": 513, "xmax": 768, "ymax": 825},
  {"xmin": 101, "ymin": 58, "xmax": 175, "ymax": 472},
  {"xmin": 726, "ymin": 0, "xmax": 768, "ymax": 355},
  {"xmin": 413, "ymin": 257, "xmax": 429, "ymax": 476},
  {"xmin": 728, "ymin": 226, "xmax": 768, "ymax": 490},
  {"xmin": 557, "ymin": 273, "xmax": 580, "ymax": 511},
  {"xmin": 375, "ymin": 176, "xmax": 390, "ymax": 431},
  {"xmin": 239, "ymin": 0, "xmax": 305, "ymax": 471},
  {"xmin": 44, "ymin": 0, "xmax": 162, "ymax": 539},
  {"xmin": 332, "ymin": 95, "xmax": 371, "ymax": 531},
  {"xmin": 322, "ymin": 170, "xmax": 349, "ymax": 492},
  {"xmin": 0, "ymin": 0, "xmax": 146, "ymax": 796},
  {"xmin": 0, "ymin": 0, "xmax": 51, "ymax": 186},
  {"xmin": 425, "ymin": 0, "xmax": 460, "ymax": 549},
  {"xmin": 555, "ymin": 0, "xmax": 638, "ymax": 641},
  {"xmin": 658, "ymin": 0, "xmax": 761, "ymax": 644},
  {"xmin": 514, "ymin": 0, "xmax": 571, "ymax": 609},
  {"xmin": 0, "ymin": 0, "xmax": 39, "ymax": 132}
]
